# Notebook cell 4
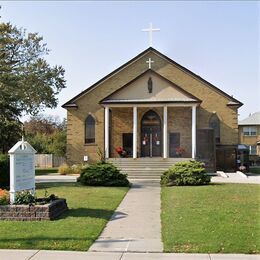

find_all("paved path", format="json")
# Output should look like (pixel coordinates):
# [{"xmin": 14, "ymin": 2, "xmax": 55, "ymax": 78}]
[
  {"xmin": 35, "ymin": 175, "xmax": 77, "ymax": 183},
  {"xmin": 89, "ymin": 180, "xmax": 163, "ymax": 253},
  {"xmin": 0, "ymin": 250, "xmax": 259, "ymax": 260}
]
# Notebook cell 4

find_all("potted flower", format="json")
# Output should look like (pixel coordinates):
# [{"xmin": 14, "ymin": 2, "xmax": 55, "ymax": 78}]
[
  {"xmin": 238, "ymin": 165, "xmax": 247, "ymax": 173},
  {"xmin": 175, "ymin": 147, "xmax": 185, "ymax": 157},
  {"xmin": 115, "ymin": 147, "xmax": 127, "ymax": 158}
]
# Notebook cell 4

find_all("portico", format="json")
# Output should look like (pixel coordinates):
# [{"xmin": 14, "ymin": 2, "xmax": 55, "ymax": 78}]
[
  {"xmin": 103, "ymin": 103, "xmax": 198, "ymax": 160},
  {"xmin": 101, "ymin": 69, "xmax": 200, "ymax": 160}
]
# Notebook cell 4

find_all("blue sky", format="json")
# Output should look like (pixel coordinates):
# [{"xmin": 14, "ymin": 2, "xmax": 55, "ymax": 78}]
[{"xmin": 1, "ymin": 1, "xmax": 259, "ymax": 121}]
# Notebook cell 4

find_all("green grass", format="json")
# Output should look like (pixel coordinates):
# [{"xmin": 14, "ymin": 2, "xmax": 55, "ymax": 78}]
[
  {"xmin": 250, "ymin": 167, "xmax": 260, "ymax": 174},
  {"xmin": 35, "ymin": 168, "xmax": 58, "ymax": 175},
  {"xmin": 161, "ymin": 184, "xmax": 260, "ymax": 253},
  {"xmin": 0, "ymin": 183, "xmax": 128, "ymax": 251}
]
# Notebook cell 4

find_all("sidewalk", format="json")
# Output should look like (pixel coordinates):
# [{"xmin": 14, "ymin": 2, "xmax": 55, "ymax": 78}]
[
  {"xmin": 89, "ymin": 180, "xmax": 163, "ymax": 252},
  {"xmin": 0, "ymin": 249, "xmax": 259, "ymax": 260},
  {"xmin": 35, "ymin": 175, "xmax": 78, "ymax": 183},
  {"xmin": 211, "ymin": 174, "xmax": 260, "ymax": 184}
]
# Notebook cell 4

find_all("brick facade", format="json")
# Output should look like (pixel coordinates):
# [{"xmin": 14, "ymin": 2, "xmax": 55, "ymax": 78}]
[
  {"xmin": 64, "ymin": 48, "xmax": 241, "ymax": 164},
  {"xmin": 0, "ymin": 199, "xmax": 68, "ymax": 221}
]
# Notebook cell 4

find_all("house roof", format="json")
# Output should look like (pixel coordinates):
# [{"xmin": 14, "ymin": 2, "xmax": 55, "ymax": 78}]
[
  {"xmin": 238, "ymin": 112, "xmax": 260, "ymax": 126},
  {"xmin": 62, "ymin": 47, "xmax": 243, "ymax": 108}
]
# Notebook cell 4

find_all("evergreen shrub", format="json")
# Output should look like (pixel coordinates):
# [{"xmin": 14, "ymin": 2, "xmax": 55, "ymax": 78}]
[
  {"xmin": 78, "ymin": 162, "xmax": 129, "ymax": 187},
  {"xmin": 161, "ymin": 160, "xmax": 210, "ymax": 186}
]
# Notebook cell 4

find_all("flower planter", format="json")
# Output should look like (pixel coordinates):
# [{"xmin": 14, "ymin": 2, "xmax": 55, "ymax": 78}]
[{"xmin": 0, "ymin": 198, "xmax": 68, "ymax": 221}]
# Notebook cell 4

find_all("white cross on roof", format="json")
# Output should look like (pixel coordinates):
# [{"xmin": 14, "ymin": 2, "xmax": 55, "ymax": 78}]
[{"xmin": 142, "ymin": 22, "xmax": 160, "ymax": 47}]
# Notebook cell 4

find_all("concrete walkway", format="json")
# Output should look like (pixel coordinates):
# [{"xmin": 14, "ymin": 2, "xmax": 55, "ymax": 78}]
[
  {"xmin": 211, "ymin": 173, "xmax": 260, "ymax": 184},
  {"xmin": 89, "ymin": 180, "xmax": 163, "ymax": 253},
  {"xmin": 0, "ymin": 250, "xmax": 259, "ymax": 260},
  {"xmin": 35, "ymin": 175, "xmax": 78, "ymax": 183}
]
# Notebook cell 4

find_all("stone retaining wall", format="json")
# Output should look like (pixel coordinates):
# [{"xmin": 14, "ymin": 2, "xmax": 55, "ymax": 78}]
[{"xmin": 0, "ymin": 198, "xmax": 68, "ymax": 221}]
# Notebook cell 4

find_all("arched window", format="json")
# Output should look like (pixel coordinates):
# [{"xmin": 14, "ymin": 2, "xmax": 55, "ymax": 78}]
[
  {"xmin": 85, "ymin": 115, "xmax": 95, "ymax": 144},
  {"xmin": 209, "ymin": 114, "xmax": 220, "ymax": 143}
]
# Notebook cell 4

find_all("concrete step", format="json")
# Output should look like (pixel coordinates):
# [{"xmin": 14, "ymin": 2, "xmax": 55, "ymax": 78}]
[
  {"xmin": 124, "ymin": 173, "xmax": 163, "ymax": 176},
  {"xmin": 108, "ymin": 158, "xmax": 191, "ymax": 180}
]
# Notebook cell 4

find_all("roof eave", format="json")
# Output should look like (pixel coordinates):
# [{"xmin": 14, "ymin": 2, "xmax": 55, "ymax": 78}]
[
  {"xmin": 100, "ymin": 100, "xmax": 202, "ymax": 105},
  {"xmin": 62, "ymin": 103, "xmax": 78, "ymax": 109}
]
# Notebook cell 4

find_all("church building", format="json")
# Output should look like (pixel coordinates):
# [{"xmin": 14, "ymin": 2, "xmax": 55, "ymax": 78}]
[{"xmin": 62, "ymin": 47, "xmax": 242, "ymax": 171}]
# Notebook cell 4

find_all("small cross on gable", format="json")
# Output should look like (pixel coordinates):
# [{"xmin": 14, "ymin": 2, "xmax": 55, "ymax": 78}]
[{"xmin": 146, "ymin": 58, "xmax": 154, "ymax": 69}]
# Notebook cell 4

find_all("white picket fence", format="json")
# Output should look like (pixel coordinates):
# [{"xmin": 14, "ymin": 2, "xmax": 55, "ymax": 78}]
[{"xmin": 35, "ymin": 154, "xmax": 66, "ymax": 168}]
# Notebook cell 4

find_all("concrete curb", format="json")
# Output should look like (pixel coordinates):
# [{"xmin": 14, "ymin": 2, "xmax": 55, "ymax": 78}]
[
  {"xmin": 236, "ymin": 171, "xmax": 248, "ymax": 178},
  {"xmin": 217, "ymin": 171, "xmax": 229, "ymax": 178},
  {"xmin": 0, "ymin": 249, "xmax": 259, "ymax": 260}
]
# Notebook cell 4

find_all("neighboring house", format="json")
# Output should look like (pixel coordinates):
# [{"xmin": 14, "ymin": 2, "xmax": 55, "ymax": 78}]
[
  {"xmin": 239, "ymin": 112, "xmax": 260, "ymax": 165},
  {"xmin": 62, "ymin": 47, "xmax": 243, "ymax": 171}
]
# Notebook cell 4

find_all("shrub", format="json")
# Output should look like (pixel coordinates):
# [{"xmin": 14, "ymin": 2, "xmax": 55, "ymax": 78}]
[
  {"xmin": 70, "ymin": 164, "xmax": 83, "ymax": 175},
  {"xmin": 161, "ymin": 160, "xmax": 210, "ymax": 186},
  {"xmin": 0, "ymin": 154, "xmax": 10, "ymax": 189},
  {"xmin": 0, "ymin": 189, "xmax": 9, "ymax": 205},
  {"xmin": 58, "ymin": 163, "xmax": 71, "ymax": 175},
  {"xmin": 78, "ymin": 162, "xmax": 129, "ymax": 187},
  {"xmin": 14, "ymin": 190, "xmax": 35, "ymax": 205},
  {"xmin": 58, "ymin": 163, "xmax": 86, "ymax": 175}
]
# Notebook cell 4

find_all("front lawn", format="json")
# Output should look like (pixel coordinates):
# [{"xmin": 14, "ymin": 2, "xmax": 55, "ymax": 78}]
[
  {"xmin": 0, "ymin": 183, "xmax": 128, "ymax": 251},
  {"xmin": 161, "ymin": 184, "xmax": 260, "ymax": 253}
]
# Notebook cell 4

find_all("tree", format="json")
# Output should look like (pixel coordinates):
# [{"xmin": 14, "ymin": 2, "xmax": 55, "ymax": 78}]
[
  {"xmin": 24, "ymin": 115, "xmax": 66, "ymax": 156},
  {"xmin": 24, "ymin": 114, "xmax": 64, "ymax": 135},
  {"xmin": 0, "ymin": 21, "xmax": 66, "ymax": 153}
]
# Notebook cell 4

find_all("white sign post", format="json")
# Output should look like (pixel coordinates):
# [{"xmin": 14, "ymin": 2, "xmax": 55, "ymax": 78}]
[{"xmin": 8, "ymin": 138, "xmax": 37, "ymax": 204}]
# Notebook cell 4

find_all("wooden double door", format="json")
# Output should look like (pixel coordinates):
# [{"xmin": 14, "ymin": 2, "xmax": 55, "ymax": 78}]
[{"xmin": 141, "ymin": 110, "xmax": 162, "ymax": 157}]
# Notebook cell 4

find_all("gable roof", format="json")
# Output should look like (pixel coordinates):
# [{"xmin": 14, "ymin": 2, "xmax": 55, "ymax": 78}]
[
  {"xmin": 62, "ymin": 47, "xmax": 243, "ymax": 108},
  {"xmin": 239, "ymin": 112, "xmax": 260, "ymax": 125},
  {"xmin": 100, "ymin": 69, "xmax": 201, "ymax": 105},
  {"xmin": 8, "ymin": 141, "xmax": 37, "ymax": 154}
]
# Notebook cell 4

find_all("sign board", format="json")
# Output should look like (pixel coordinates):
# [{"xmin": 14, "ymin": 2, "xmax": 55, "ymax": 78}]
[
  {"xmin": 8, "ymin": 139, "xmax": 37, "ymax": 204},
  {"xmin": 83, "ymin": 155, "xmax": 88, "ymax": 162},
  {"xmin": 14, "ymin": 154, "xmax": 35, "ymax": 191}
]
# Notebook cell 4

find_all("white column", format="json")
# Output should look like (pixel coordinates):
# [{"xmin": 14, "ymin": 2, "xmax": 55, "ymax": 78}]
[
  {"xmin": 163, "ymin": 106, "xmax": 168, "ymax": 159},
  {"xmin": 105, "ymin": 106, "xmax": 109, "ymax": 159},
  {"xmin": 133, "ymin": 106, "xmax": 137, "ymax": 159},
  {"xmin": 192, "ymin": 105, "xmax": 197, "ymax": 159}
]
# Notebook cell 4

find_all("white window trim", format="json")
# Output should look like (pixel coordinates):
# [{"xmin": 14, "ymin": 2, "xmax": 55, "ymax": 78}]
[
  {"xmin": 243, "ymin": 126, "xmax": 257, "ymax": 136},
  {"xmin": 249, "ymin": 145, "xmax": 257, "ymax": 155}
]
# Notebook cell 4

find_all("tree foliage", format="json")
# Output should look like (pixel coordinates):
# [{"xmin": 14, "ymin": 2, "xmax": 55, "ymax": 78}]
[
  {"xmin": 24, "ymin": 115, "xmax": 66, "ymax": 156},
  {"xmin": 0, "ymin": 21, "xmax": 66, "ymax": 153}
]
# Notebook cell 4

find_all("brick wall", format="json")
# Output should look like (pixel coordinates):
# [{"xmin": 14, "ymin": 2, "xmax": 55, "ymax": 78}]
[
  {"xmin": 0, "ymin": 199, "xmax": 68, "ymax": 221},
  {"xmin": 66, "ymin": 50, "xmax": 240, "ymax": 164}
]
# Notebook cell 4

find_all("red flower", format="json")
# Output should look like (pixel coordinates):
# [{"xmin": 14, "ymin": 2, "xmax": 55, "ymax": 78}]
[
  {"xmin": 176, "ymin": 147, "xmax": 185, "ymax": 154},
  {"xmin": 115, "ymin": 147, "xmax": 123, "ymax": 154}
]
